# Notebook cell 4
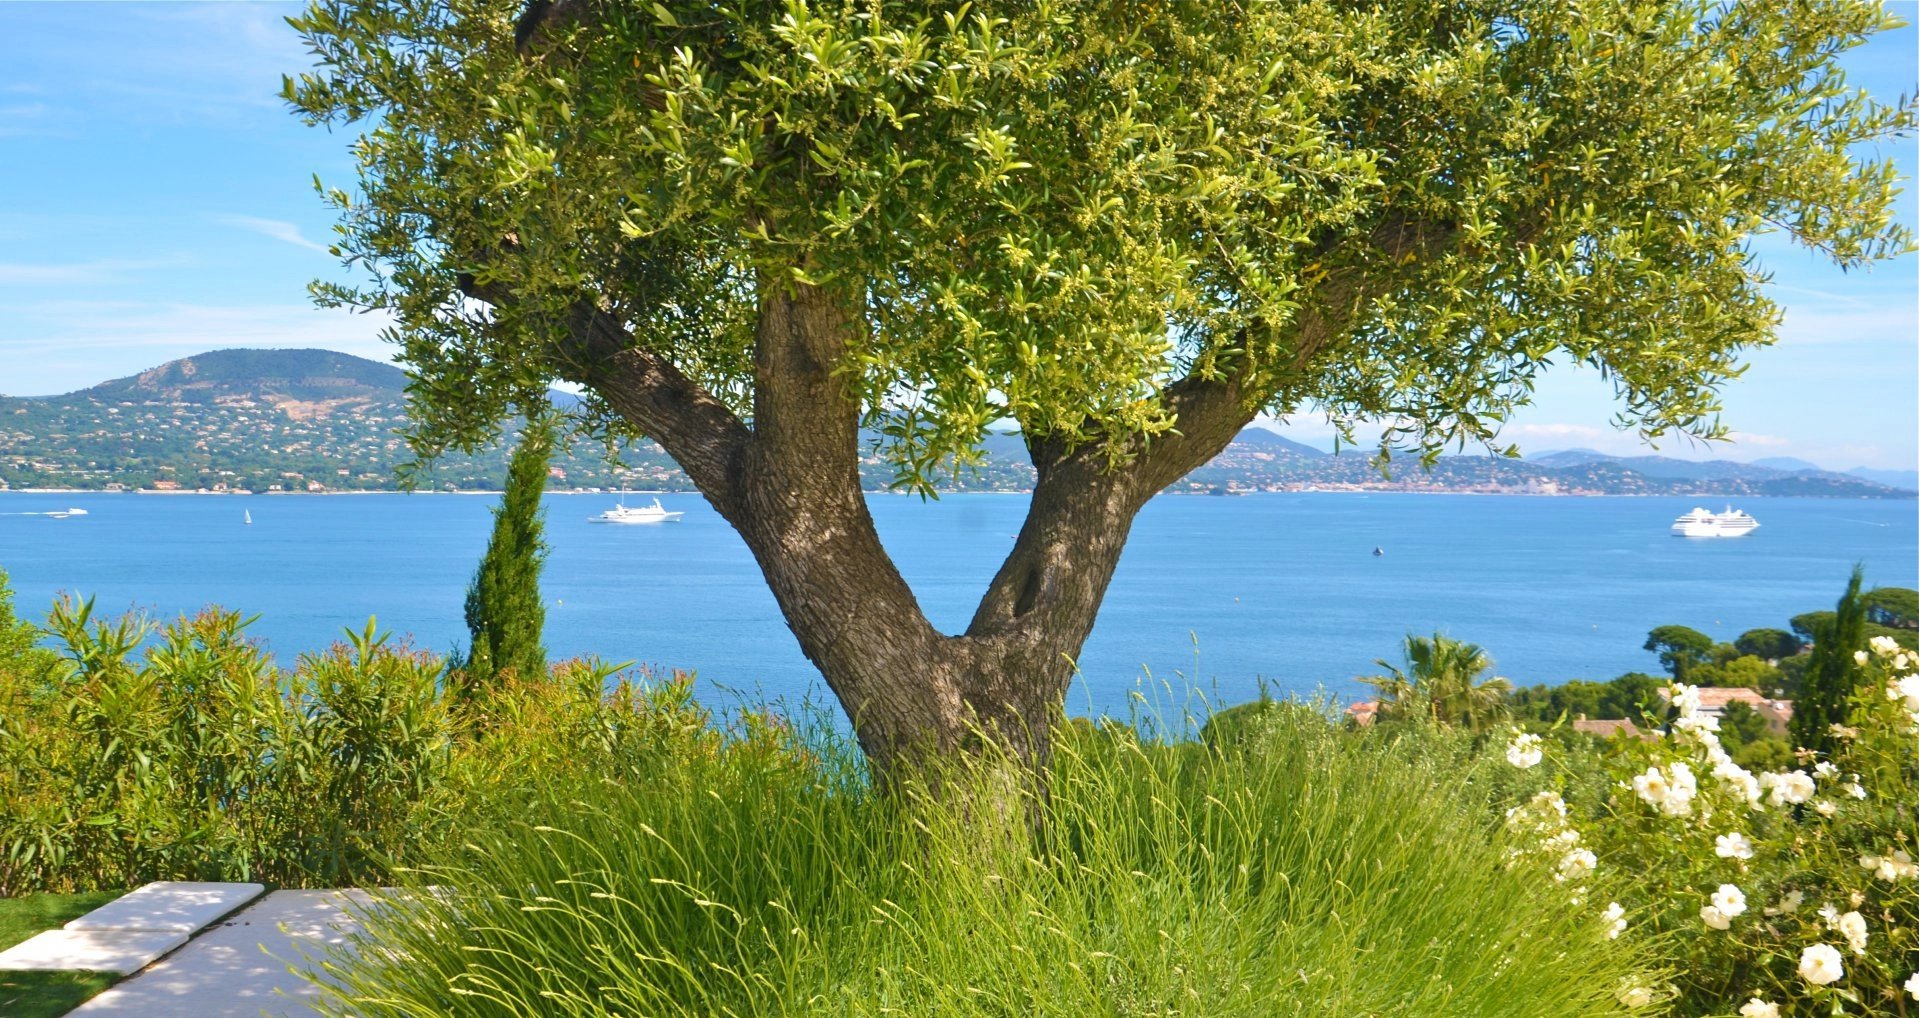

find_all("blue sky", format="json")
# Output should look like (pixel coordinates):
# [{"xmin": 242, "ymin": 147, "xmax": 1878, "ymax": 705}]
[{"xmin": 1, "ymin": 3, "xmax": 1914, "ymax": 471}]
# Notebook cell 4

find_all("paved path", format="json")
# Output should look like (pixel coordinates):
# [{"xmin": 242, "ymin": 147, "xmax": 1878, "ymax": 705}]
[{"xmin": 67, "ymin": 890, "xmax": 368, "ymax": 1017}]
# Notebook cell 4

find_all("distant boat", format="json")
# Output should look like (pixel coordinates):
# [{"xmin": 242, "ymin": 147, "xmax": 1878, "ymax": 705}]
[
  {"xmin": 590, "ymin": 497, "xmax": 684, "ymax": 524},
  {"xmin": 244, "ymin": 509, "xmax": 253, "ymax": 526},
  {"xmin": 1671, "ymin": 506, "xmax": 1759, "ymax": 539},
  {"xmin": 44, "ymin": 508, "xmax": 89, "ymax": 519},
  {"xmin": 1372, "ymin": 546, "xmax": 1384, "ymax": 557}
]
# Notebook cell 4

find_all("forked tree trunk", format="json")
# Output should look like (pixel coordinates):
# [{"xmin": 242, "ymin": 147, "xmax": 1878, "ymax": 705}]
[
  {"xmin": 682, "ymin": 282, "xmax": 1255, "ymax": 786},
  {"xmin": 513, "ymin": 276, "xmax": 1259, "ymax": 790}
]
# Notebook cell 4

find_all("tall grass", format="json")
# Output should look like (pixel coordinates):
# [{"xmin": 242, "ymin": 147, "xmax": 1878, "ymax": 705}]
[{"xmin": 318, "ymin": 705, "xmax": 1654, "ymax": 1017}]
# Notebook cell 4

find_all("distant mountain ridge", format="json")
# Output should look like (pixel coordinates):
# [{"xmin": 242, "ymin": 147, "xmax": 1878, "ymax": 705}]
[
  {"xmin": 78, "ymin": 348, "xmax": 409, "ymax": 404},
  {"xmin": 1531, "ymin": 447, "xmax": 1918, "ymax": 493},
  {"xmin": 2, "ymin": 349, "xmax": 1910, "ymax": 498}
]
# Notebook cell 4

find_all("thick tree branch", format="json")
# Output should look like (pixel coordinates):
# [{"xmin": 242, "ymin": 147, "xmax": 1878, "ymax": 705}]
[
  {"xmin": 457, "ymin": 273, "xmax": 752, "ymax": 516},
  {"xmin": 968, "ymin": 210, "xmax": 1464, "ymax": 646}
]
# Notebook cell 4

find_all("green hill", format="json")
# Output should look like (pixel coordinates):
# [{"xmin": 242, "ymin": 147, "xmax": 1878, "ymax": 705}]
[{"xmin": 77, "ymin": 348, "xmax": 410, "ymax": 404}]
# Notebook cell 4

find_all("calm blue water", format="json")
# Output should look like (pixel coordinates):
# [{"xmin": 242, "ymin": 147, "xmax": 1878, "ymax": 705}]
[{"xmin": 1, "ymin": 492, "xmax": 1913, "ymax": 714}]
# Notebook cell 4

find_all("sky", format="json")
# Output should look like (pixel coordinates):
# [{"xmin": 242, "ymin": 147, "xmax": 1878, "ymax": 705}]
[{"xmin": 0, "ymin": 3, "xmax": 1914, "ymax": 471}]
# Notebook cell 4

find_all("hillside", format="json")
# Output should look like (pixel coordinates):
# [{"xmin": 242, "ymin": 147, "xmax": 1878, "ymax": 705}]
[
  {"xmin": 79, "ymin": 348, "xmax": 409, "ymax": 405},
  {"xmin": 0, "ymin": 349, "xmax": 1909, "ymax": 498}
]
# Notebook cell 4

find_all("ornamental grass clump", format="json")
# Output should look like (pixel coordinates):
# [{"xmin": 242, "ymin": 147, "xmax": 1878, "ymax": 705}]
[
  {"xmin": 315, "ymin": 705, "xmax": 1649, "ymax": 1017},
  {"xmin": 1500, "ymin": 636, "xmax": 1919, "ymax": 1015}
]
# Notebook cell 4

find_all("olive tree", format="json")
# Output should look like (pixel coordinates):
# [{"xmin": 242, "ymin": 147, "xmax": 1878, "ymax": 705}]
[{"xmin": 286, "ymin": 0, "xmax": 1914, "ymax": 783}]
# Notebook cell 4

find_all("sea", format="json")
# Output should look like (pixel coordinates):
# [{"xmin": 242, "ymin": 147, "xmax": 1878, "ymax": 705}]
[{"xmin": 1, "ymin": 491, "xmax": 1914, "ymax": 717}]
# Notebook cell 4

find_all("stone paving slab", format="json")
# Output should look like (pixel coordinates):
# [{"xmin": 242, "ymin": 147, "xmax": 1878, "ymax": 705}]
[
  {"xmin": 66, "ymin": 881, "xmax": 266, "ymax": 934},
  {"xmin": 0, "ymin": 929, "xmax": 189, "ymax": 976},
  {"xmin": 68, "ymin": 890, "xmax": 369, "ymax": 1017}
]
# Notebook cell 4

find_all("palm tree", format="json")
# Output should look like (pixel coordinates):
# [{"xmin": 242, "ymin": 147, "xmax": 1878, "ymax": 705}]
[{"xmin": 1363, "ymin": 633, "xmax": 1512, "ymax": 733}]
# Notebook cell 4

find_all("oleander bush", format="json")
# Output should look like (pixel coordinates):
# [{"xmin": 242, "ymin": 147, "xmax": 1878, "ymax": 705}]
[
  {"xmin": 314, "ymin": 705, "xmax": 1650, "ymax": 1018},
  {"xmin": 0, "ymin": 585, "xmax": 708, "ymax": 896}
]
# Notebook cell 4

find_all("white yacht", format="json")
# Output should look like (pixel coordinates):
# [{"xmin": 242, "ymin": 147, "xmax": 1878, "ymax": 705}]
[
  {"xmin": 44, "ymin": 508, "xmax": 89, "ymax": 519},
  {"xmin": 1671, "ymin": 506, "xmax": 1759, "ymax": 538},
  {"xmin": 590, "ymin": 497, "xmax": 684, "ymax": 524}
]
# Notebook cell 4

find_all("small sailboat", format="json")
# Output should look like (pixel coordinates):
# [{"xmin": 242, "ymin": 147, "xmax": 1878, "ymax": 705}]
[
  {"xmin": 244, "ymin": 509, "xmax": 253, "ymax": 526},
  {"xmin": 1372, "ymin": 546, "xmax": 1384, "ymax": 557}
]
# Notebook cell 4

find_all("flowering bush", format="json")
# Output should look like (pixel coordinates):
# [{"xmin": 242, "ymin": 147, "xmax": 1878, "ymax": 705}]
[{"xmin": 1503, "ymin": 636, "xmax": 1919, "ymax": 1014}]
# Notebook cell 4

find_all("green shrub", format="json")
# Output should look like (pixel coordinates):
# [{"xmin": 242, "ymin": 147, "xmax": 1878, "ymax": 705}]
[
  {"xmin": 0, "ymin": 590, "xmax": 707, "ymax": 896},
  {"xmin": 316, "ymin": 706, "xmax": 1651, "ymax": 1017},
  {"xmin": 1497, "ymin": 642, "xmax": 1919, "ymax": 1015}
]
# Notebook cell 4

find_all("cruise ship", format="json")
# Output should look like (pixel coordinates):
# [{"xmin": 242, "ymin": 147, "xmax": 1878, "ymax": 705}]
[{"xmin": 1671, "ymin": 506, "xmax": 1759, "ymax": 538}]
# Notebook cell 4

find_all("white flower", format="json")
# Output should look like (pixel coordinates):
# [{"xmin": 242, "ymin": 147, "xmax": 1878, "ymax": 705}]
[
  {"xmin": 1814, "ymin": 760, "xmax": 1839, "ymax": 780},
  {"xmin": 1799, "ymin": 943, "xmax": 1845, "ymax": 986},
  {"xmin": 1712, "ymin": 883, "xmax": 1747, "ymax": 918},
  {"xmin": 1713, "ymin": 758, "xmax": 1763, "ymax": 807},
  {"xmin": 1836, "ymin": 910, "xmax": 1868, "ymax": 954},
  {"xmin": 1714, "ymin": 832, "xmax": 1754, "ymax": 860},
  {"xmin": 1505, "ymin": 731, "xmax": 1543, "ymax": 769},
  {"xmin": 1854, "ymin": 649, "xmax": 1871, "ymax": 665},
  {"xmin": 1766, "ymin": 770, "xmax": 1815, "ymax": 806},
  {"xmin": 1905, "ymin": 970, "xmax": 1919, "ymax": 1001},
  {"xmin": 1633, "ymin": 766, "xmax": 1671, "ymax": 808},
  {"xmin": 1701, "ymin": 904, "xmax": 1732, "ymax": 930},
  {"xmin": 1602, "ymin": 901, "xmax": 1626, "ymax": 939},
  {"xmin": 1859, "ymin": 849, "xmax": 1918, "ymax": 881},
  {"xmin": 1738, "ymin": 999, "xmax": 1780, "ymax": 1018},
  {"xmin": 1673, "ymin": 712, "xmax": 1720, "ymax": 739},
  {"xmin": 1670, "ymin": 682, "xmax": 1703, "ymax": 717},
  {"xmin": 1559, "ymin": 848, "xmax": 1597, "ymax": 881},
  {"xmin": 1766, "ymin": 889, "xmax": 1804, "ymax": 915},
  {"xmin": 1844, "ymin": 781, "xmax": 1867, "ymax": 800},
  {"xmin": 1662, "ymin": 761, "xmax": 1698, "ymax": 816},
  {"xmin": 1618, "ymin": 984, "xmax": 1654, "ymax": 1008},
  {"xmin": 1870, "ymin": 634, "xmax": 1900, "ymax": 656},
  {"xmin": 1890, "ymin": 675, "xmax": 1919, "ymax": 712},
  {"xmin": 1814, "ymin": 799, "xmax": 1837, "ymax": 817}
]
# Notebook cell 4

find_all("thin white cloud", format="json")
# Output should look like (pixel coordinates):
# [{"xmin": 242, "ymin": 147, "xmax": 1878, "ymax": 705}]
[
  {"xmin": 1724, "ymin": 431, "xmax": 1791, "ymax": 448},
  {"xmin": 1774, "ymin": 306, "xmax": 1917, "ymax": 346},
  {"xmin": 218, "ymin": 215, "xmax": 330, "ymax": 254},
  {"xmin": 0, "ymin": 257, "xmax": 185, "ymax": 285}
]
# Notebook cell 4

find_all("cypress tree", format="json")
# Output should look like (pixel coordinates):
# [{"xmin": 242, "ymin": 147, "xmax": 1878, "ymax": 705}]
[
  {"xmin": 1790, "ymin": 567, "xmax": 1868, "ymax": 755},
  {"xmin": 459, "ymin": 414, "xmax": 553, "ymax": 697}
]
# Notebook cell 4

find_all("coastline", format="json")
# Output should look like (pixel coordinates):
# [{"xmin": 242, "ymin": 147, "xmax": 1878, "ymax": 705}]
[{"xmin": 2, "ymin": 487, "xmax": 1911, "ymax": 500}]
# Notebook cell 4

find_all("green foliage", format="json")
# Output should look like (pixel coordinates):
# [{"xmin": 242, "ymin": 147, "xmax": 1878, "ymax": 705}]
[
  {"xmin": 1643, "ymin": 624, "xmax": 1714, "ymax": 681},
  {"xmin": 1509, "ymin": 672, "xmax": 1666, "ymax": 726},
  {"xmin": 1716, "ymin": 700, "xmax": 1772, "ymax": 750},
  {"xmin": 286, "ymin": 0, "xmax": 1915, "ymax": 483},
  {"xmin": 1862, "ymin": 585, "xmax": 1919, "ymax": 628},
  {"xmin": 1790, "ymin": 610, "xmax": 1836, "ymax": 644},
  {"xmin": 315, "ymin": 708, "xmax": 1650, "ymax": 1018},
  {"xmin": 1363, "ymin": 632, "xmax": 1511, "ymax": 733},
  {"xmin": 459, "ymin": 416, "xmax": 553, "ymax": 693},
  {"xmin": 1505, "ymin": 643, "xmax": 1919, "ymax": 1015},
  {"xmin": 1734, "ymin": 627, "xmax": 1801, "ymax": 661},
  {"xmin": 1791, "ymin": 568, "xmax": 1869, "ymax": 754},
  {"xmin": 0, "ymin": 592, "xmax": 697, "ymax": 896},
  {"xmin": 1687, "ymin": 653, "xmax": 1785, "ymax": 695}
]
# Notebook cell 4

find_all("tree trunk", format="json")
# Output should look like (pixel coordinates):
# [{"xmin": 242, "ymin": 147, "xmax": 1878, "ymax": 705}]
[{"xmin": 544, "ymin": 276, "xmax": 1259, "ymax": 790}]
